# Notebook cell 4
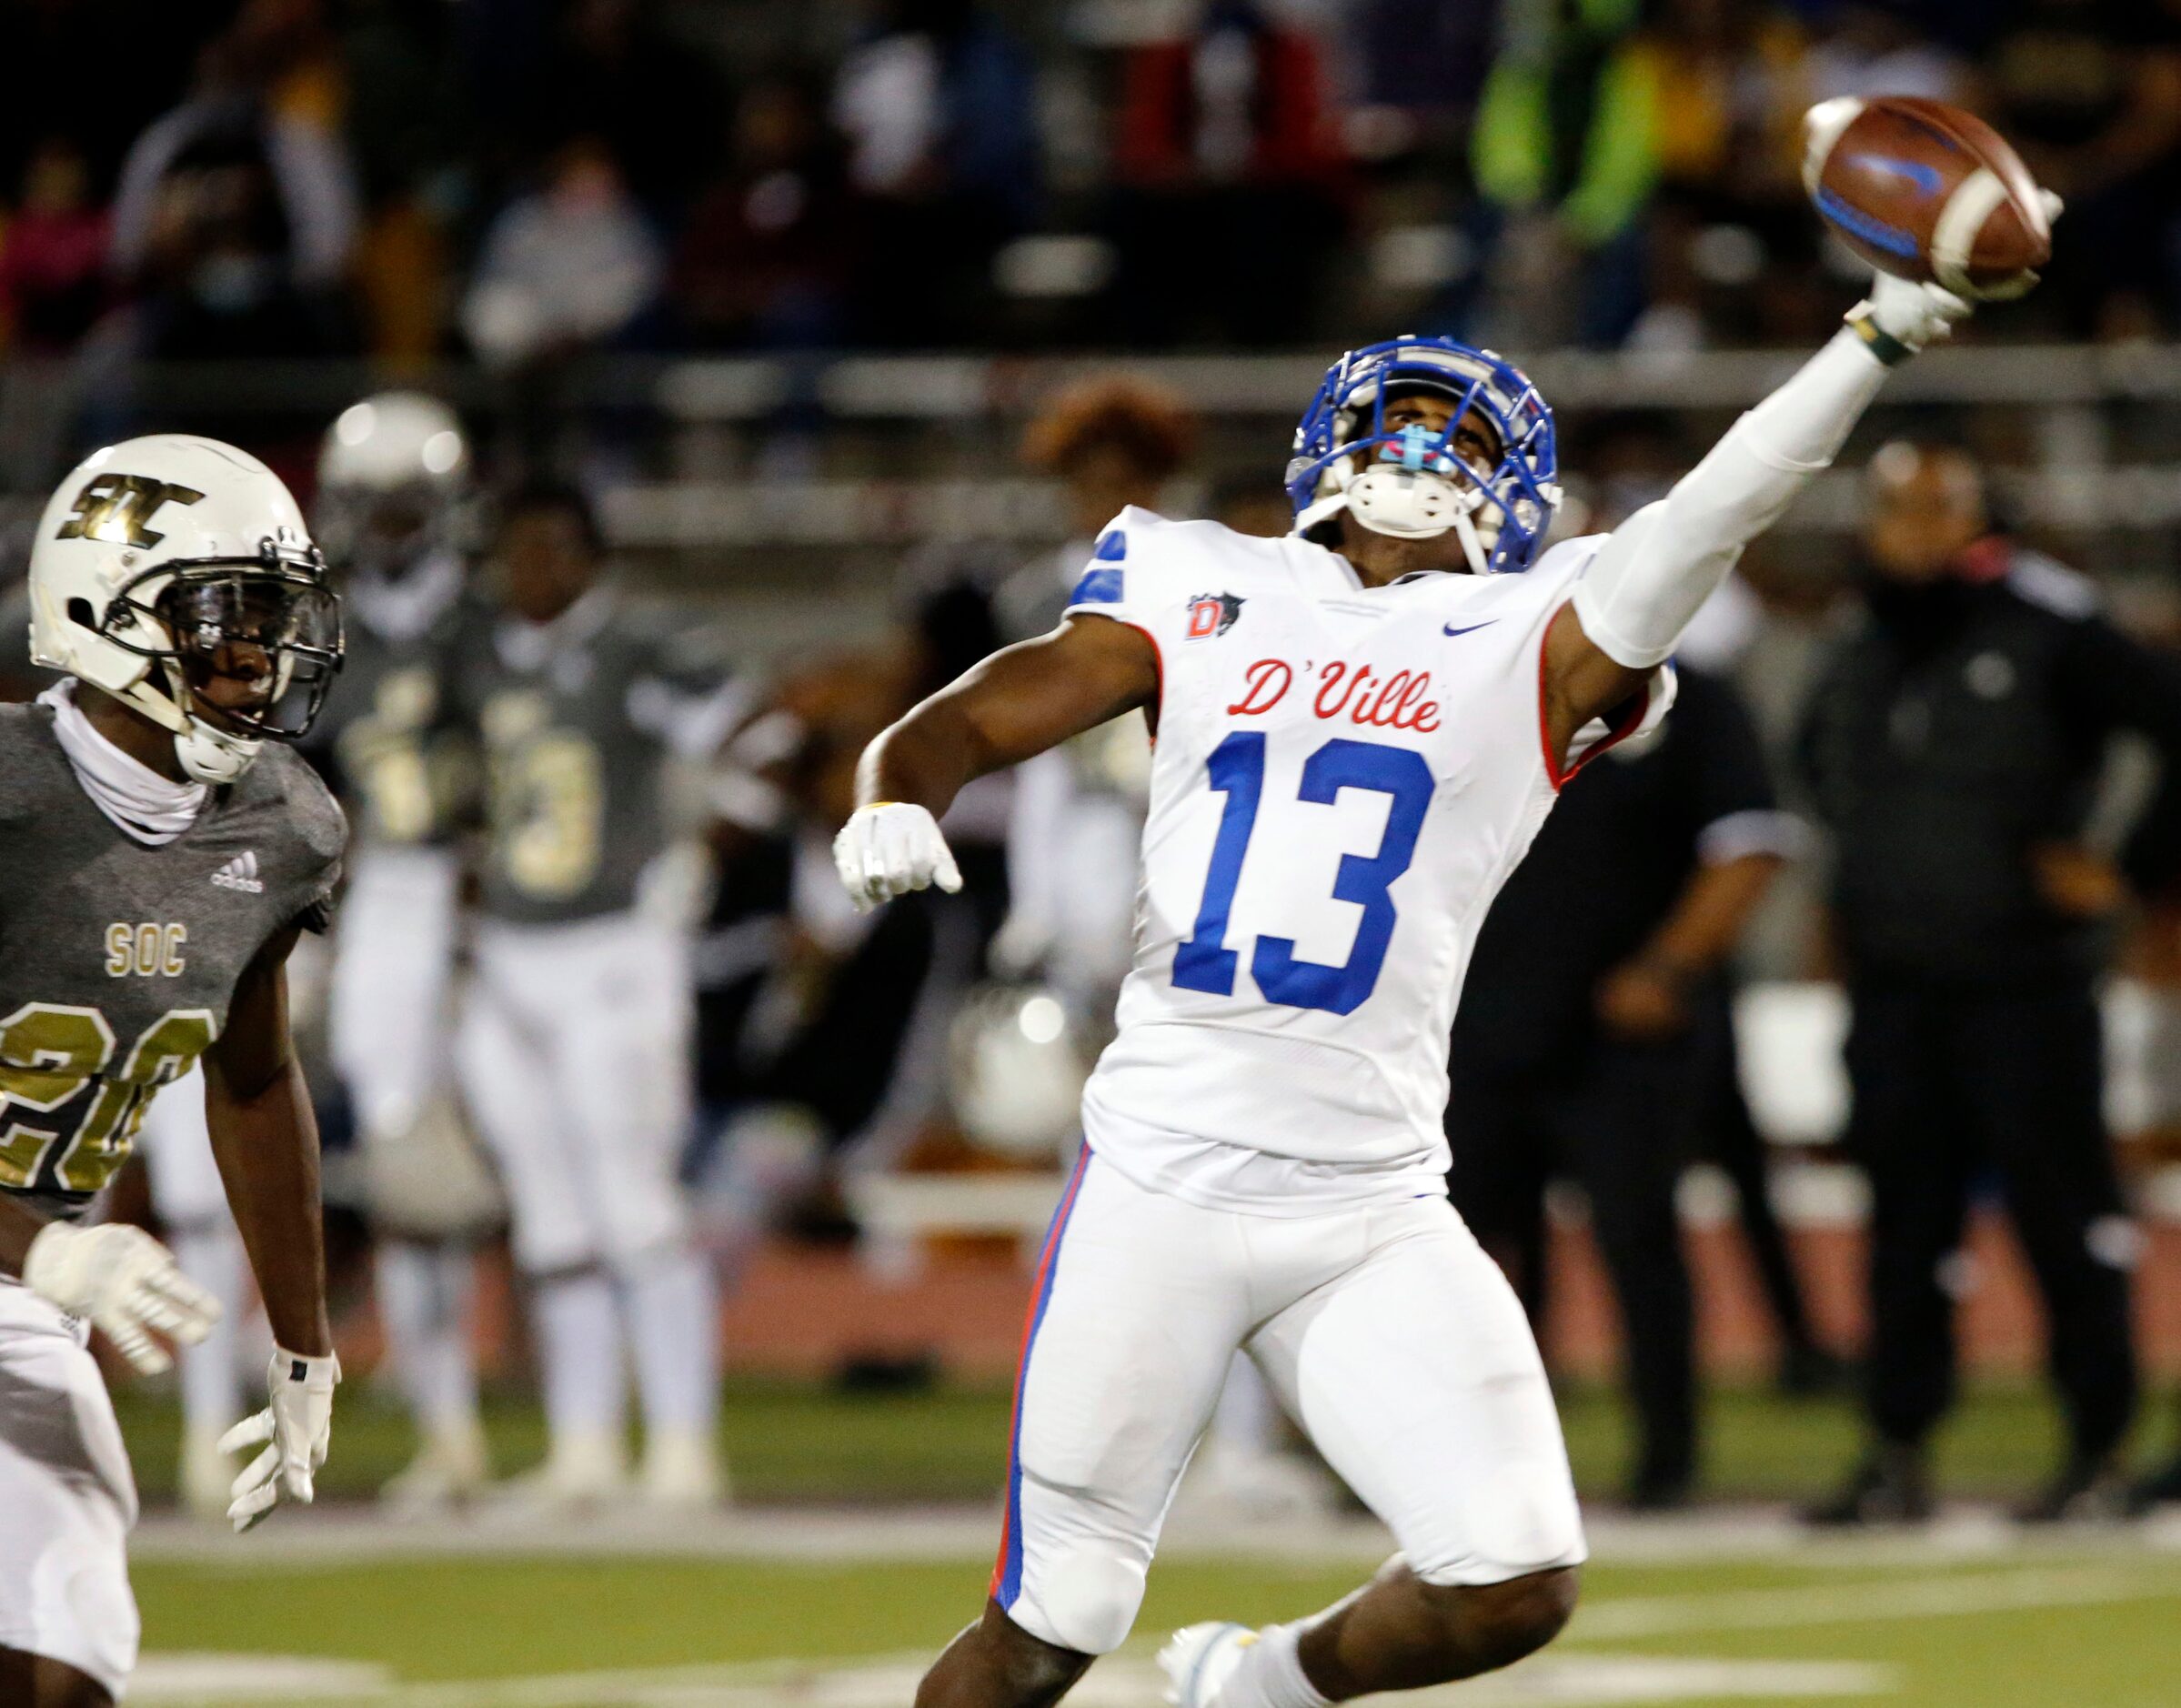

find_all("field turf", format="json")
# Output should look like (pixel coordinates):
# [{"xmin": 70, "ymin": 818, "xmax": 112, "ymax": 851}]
[{"xmin": 111, "ymin": 1378, "xmax": 2181, "ymax": 1706}]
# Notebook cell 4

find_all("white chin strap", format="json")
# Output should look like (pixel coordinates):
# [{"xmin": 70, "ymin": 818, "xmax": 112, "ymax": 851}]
[
  {"xmin": 160, "ymin": 663, "xmax": 262, "ymax": 782},
  {"xmin": 174, "ymin": 720, "xmax": 261, "ymax": 783}
]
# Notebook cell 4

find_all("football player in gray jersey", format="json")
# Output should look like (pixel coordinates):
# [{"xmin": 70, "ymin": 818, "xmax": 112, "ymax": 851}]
[
  {"xmin": 0, "ymin": 434, "xmax": 347, "ymax": 1707},
  {"xmin": 308, "ymin": 393, "xmax": 500, "ymax": 1513},
  {"xmin": 453, "ymin": 480, "xmax": 741, "ymax": 1511}
]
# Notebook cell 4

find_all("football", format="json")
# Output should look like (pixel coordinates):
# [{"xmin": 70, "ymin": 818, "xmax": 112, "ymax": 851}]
[{"xmin": 1803, "ymin": 95, "xmax": 2053, "ymax": 300}]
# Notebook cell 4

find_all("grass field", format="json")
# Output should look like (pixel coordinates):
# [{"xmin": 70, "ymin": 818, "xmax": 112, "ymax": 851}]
[
  {"xmin": 110, "ymin": 1379, "xmax": 2181, "ymax": 1706},
  {"xmin": 112, "ymin": 1373, "xmax": 2181, "ymax": 1506}
]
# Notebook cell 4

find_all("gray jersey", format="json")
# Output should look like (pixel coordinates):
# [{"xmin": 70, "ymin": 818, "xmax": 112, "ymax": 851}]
[
  {"xmin": 457, "ymin": 588, "xmax": 737, "ymax": 926},
  {"xmin": 0, "ymin": 703, "xmax": 346, "ymax": 1218},
  {"xmin": 305, "ymin": 558, "xmax": 484, "ymax": 849}
]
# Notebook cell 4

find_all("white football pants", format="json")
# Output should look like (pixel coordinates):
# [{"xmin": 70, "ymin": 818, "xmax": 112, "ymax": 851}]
[
  {"xmin": 327, "ymin": 845, "xmax": 485, "ymax": 1441},
  {"xmin": 993, "ymin": 1151, "xmax": 1586, "ymax": 1657},
  {"xmin": 137, "ymin": 1068, "xmax": 253, "ymax": 1439},
  {"xmin": 328, "ymin": 844, "xmax": 462, "ymax": 1136},
  {"xmin": 456, "ymin": 911, "xmax": 695, "ymax": 1276},
  {"xmin": 457, "ymin": 911, "xmax": 717, "ymax": 1451},
  {"xmin": 0, "ymin": 1281, "xmax": 138, "ymax": 1696}
]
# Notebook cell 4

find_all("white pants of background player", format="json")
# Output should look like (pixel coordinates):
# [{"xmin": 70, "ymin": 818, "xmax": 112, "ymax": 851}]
[
  {"xmin": 327, "ymin": 845, "xmax": 480, "ymax": 1458},
  {"xmin": 138, "ymin": 1064, "xmax": 256, "ymax": 1492},
  {"xmin": 992, "ymin": 1151, "xmax": 1586, "ymax": 1656},
  {"xmin": 456, "ymin": 910, "xmax": 719, "ymax": 1481},
  {"xmin": 0, "ymin": 1280, "xmax": 139, "ymax": 1696}
]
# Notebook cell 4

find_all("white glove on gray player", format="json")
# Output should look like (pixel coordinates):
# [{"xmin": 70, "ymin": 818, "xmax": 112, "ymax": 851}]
[
  {"xmin": 834, "ymin": 801, "xmax": 963, "ymax": 911},
  {"xmin": 22, "ymin": 1221, "xmax": 221, "ymax": 1375},
  {"xmin": 220, "ymin": 1348, "xmax": 338, "ymax": 1532}
]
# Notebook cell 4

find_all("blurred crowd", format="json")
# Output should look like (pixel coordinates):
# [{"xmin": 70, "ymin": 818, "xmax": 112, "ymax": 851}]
[{"xmin": 0, "ymin": 0, "xmax": 2177, "ymax": 381}]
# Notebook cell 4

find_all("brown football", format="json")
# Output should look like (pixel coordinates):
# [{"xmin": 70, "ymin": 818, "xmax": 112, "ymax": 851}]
[{"xmin": 1803, "ymin": 95, "xmax": 2052, "ymax": 300}]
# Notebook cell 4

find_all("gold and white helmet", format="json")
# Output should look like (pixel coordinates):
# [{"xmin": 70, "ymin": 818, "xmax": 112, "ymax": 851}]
[
  {"xmin": 316, "ymin": 391, "xmax": 468, "ymax": 581},
  {"xmin": 28, "ymin": 434, "xmax": 343, "ymax": 783}
]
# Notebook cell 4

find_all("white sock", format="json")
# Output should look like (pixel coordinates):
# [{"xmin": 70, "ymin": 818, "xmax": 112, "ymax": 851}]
[
  {"xmin": 377, "ymin": 1241, "xmax": 481, "ymax": 1436},
  {"xmin": 168, "ymin": 1222, "xmax": 246, "ymax": 1432},
  {"xmin": 620, "ymin": 1245, "xmax": 720, "ymax": 1436},
  {"xmin": 530, "ymin": 1269, "xmax": 625, "ymax": 1446},
  {"xmin": 1211, "ymin": 1355, "xmax": 1281, "ymax": 1457},
  {"xmin": 1212, "ymin": 1623, "xmax": 1332, "ymax": 1708}
]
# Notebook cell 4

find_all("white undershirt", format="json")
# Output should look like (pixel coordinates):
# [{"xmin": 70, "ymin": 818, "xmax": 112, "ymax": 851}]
[{"xmin": 39, "ymin": 678, "xmax": 207, "ymax": 845}]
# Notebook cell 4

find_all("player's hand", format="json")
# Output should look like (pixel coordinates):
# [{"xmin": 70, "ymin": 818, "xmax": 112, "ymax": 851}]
[
  {"xmin": 221, "ymin": 1348, "xmax": 339, "ymax": 1532},
  {"xmin": 1595, "ymin": 959, "xmax": 1692, "ymax": 1042},
  {"xmin": 833, "ymin": 801, "xmax": 962, "ymax": 911},
  {"xmin": 2029, "ymin": 841, "xmax": 2125, "ymax": 921},
  {"xmin": 1854, "ymin": 271, "xmax": 1973, "ymax": 352},
  {"xmin": 21, "ymin": 1221, "xmax": 220, "ymax": 1375}
]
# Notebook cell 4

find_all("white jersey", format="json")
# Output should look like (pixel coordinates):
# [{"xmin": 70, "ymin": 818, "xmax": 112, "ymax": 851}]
[{"xmin": 1067, "ymin": 507, "xmax": 1672, "ymax": 1215}]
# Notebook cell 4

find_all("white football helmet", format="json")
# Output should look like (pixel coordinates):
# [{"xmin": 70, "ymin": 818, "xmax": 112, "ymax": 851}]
[
  {"xmin": 28, "ymin": 435, "xmax": 343, "ymax": 783},
  {"xmin": 316, "ymin": 392, "xmax": 469, "ymax": 580},
  {"xmin": 948, "ymin": 982, "xmax": 1090, "ymax": 1160}
]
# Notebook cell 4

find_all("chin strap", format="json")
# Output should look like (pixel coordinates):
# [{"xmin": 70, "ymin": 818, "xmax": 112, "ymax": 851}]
[
  {"xmin": 151, "ymin": 659, "xmax": 262, "ymax": 783},
  {"xmin": 173, "ymin": 718, "xmax": 260, "ymax": 784}
]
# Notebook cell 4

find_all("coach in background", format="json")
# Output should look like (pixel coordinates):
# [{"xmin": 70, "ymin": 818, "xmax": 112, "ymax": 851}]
[
  {"xmin": 1800, "ymin": 441, "xmax": 2181, "ymax": 1526},
  {"xmin": 1450, "ymin": 660, "xmax": 1801, "ymax": 1509}
]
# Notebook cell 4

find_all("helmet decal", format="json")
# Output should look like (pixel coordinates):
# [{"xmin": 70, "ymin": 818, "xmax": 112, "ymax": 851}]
[{"xmin": 55, "ymin": 475, "xmax": 205, "ymax": 551}]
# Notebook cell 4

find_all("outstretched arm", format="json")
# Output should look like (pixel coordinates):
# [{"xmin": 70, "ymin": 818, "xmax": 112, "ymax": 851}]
[
  {"xmin": 1542, "ymin": 275, "xmax": 1972, "ymax": 756},
  {"xmin": 839, "ymin": 614, "xmax": 1159, "ymax": 909}
]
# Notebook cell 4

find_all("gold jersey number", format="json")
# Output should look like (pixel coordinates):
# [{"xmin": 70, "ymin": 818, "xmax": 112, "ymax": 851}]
[
  {"xmin": 0, "ymin": 1003, "xmax": 217, "ymax": 1194},
  {"xmin": 496, "ymin": 732, "xmax": 605, "ymax": 899},
  {"xmin": 343, "ymin": 668, "xmax": 443, "ymax": 844}
]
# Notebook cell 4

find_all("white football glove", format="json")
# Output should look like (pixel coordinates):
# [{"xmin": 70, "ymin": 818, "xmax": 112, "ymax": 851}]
[
  {"xmin": 833, "ymin": 801, "xmax": 962, "ymax": 912},
  {"xmin": 22, "ymin": 1221, "xmax": 220, "ymax": 1375},
  {"xmin": 1854, "ymin": 270, "xmax": 1973, "ymax": 353},
  {"xmin": 220, "ymin": 1348, "xmax": 339, "ymax": 1532}
]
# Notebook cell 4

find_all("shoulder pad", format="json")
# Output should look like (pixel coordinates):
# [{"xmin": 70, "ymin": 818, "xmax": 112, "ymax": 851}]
[
  {"xmin": 1069, "ymin": 508, "xmax": 1295, "ymax": 610},
  {"xmin": 1533, "ymin": 530, "xmax": 1613, "ymax": 584},
  {"xmin": 253, "ymin": 744, "xmax": 349, "ymax": 864},
  {"xmin": 0, "ymin": 702, "xmax": 62, "ymax": 823},
  {"xmin": 2005, "ymin": 552, "xmax": 2101, "ymax": 621}
]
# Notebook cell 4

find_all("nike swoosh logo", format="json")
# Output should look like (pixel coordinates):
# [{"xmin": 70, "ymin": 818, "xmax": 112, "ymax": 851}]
[{"xmin": 1442, "ymin": 620, "xmax": 1499, "ymax": 638}]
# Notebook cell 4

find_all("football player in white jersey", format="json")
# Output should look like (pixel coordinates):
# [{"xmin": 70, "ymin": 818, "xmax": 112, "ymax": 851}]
[{"xmin": 837, "ymin": 257, "xmax": 2008, "ymax": 1708}]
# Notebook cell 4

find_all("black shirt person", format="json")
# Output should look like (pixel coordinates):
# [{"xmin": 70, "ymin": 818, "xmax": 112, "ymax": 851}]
[
  {"xmin": 1449, "ymin": 663, "xmax": 1800, "ymax": 1506},
  {"xmin": 1798, "ymin": 440, "xmax": 2181, "ymax": 1524}
]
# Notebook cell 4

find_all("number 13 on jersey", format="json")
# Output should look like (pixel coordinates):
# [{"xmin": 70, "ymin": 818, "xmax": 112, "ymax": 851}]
[{"xmin": 1172, "ymin": 733, "xmax": 1435, "ymax": 1016}]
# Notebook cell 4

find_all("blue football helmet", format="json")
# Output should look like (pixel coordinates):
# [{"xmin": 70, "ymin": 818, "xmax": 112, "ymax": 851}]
[{"xmin": 1286, "ymin": 336, "xmax": 1560, "ymax": 574}]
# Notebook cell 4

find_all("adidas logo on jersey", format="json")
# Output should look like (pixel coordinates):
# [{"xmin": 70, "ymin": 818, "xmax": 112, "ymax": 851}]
[{"xmin": 209, "ymin": 851, "xmax": 264, "ymax": 893}]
